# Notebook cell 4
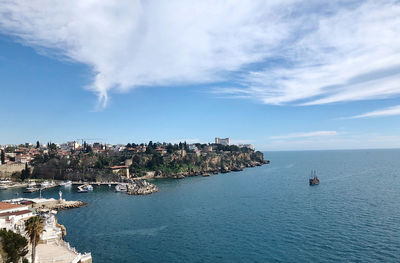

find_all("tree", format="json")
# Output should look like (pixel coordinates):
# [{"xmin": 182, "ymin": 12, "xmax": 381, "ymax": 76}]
[
  {"xmin": 25, "ymin": 216, "xmax": 45, "ymax": 263},
  {"xmin": 36, "ymin": 141, "xmax": 40, "ymax": 149},
  {"xmin": 21, "ymin": 163, "xmax": 31, "ymax": 181},
  {"xmin": 48, "ymin": 143, "xmax": 57, "ymax": 151},
  {"xmin": 0, "ymin": 229, "xmax": 29, "ymax": 263},
  {"xmin": 1, "ymin": 150, "xmax": 4, "ymax": 164}
]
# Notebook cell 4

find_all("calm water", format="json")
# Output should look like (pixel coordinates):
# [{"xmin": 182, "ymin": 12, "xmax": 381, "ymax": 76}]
[{"xmin": 1, "ymin": 149, "xmax": 400, "ymax": 262}]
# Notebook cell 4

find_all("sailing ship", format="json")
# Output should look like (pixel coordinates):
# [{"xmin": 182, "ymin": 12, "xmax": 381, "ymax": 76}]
[{"xmin": 309, "ymin": 170, "xmax": 320, "ymax": 186}]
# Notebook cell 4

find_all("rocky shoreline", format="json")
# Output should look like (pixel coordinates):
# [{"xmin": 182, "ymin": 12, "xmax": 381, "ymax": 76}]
[
  {"xmin": 127, "ymin": 179, "xmax": 158, "ymax": 195},
  {"xmin": 33, "ymin": 200, "xmax": 87, "ymax": 211},
  {"xmin": 153, "ymin": 159, "xmax": 269, "ymax": 179}
]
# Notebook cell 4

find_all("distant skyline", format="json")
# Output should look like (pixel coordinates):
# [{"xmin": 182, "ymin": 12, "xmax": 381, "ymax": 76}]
[{"xmin": 0, "ymin": 0, "xmax": 400, "ymax": 151}]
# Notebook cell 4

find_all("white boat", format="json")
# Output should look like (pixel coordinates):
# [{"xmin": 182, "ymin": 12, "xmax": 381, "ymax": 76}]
[
  {"xmin": 60, "ymin": 180, "xmax": 72, "ymax": 187},
  {"xmin": 0, "ymin": 184, "xmax": 8, "ymax": 190},
  {"xmin": 84, "ymin": 184, "xmax": 93, "ymax": 191},
  {"xmin": 77, "ymin": 184, "xmax": 93, "ymax": 193},
  {"xmin": 115, "ymin": 184, "xmax": 127, "ymax": 192},
  {"xmin": 41, "ymin": 181, "xmax": 51, "ymax": 187},
  {"xmin": 28, "ymin": 182, "xmax": 37, "ymax": 187}
]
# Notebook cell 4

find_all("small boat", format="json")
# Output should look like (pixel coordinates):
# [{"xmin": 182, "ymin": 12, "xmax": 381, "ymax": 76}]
[
  {"xmin": 115, "ymin": 184, "xmax": 127, "ymax": 192},
  {"xmin": 309, "ymin": 170, "xmax": 320, "ymax": 186},
  {"xmin": 60, "ymin": 180, "xmax": 72, "ymax": 187},
  {"xmin": 24, "ymin": 187, "xmax": 39, "ymax": 193},
  {"xmin": 77, "ymin": 184, "xmax": 93, "ymax": 193},
  {"xmin": 0, "ymin": 184, "xmax": 8, "ymax": 190},
  {"xmin": 27, "ymin": 182, "xmax": 37, "ymax": 187},
  {"xmin": 41, "ymin": 181, "xmax": 52, "ymax": 188},
  {"xmin": 202, "ymin": 173, "xmax": 210, "ymax": 177}
]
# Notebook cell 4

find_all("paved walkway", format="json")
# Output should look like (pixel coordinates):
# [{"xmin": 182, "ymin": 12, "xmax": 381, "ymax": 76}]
[{"xmin": 35, "ymin": 243, "xmax": 78, "ymax": 263}]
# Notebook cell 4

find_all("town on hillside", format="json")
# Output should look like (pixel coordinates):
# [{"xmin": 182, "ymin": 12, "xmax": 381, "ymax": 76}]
[{"xmin": 0, "ymin": 138, "xmax": 265, "ymax": 182}]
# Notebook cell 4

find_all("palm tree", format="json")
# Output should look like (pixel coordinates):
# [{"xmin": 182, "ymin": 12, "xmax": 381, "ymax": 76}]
[{"xmin": 25, "ymin": 216, "xmax": 45, "ymax": 263}]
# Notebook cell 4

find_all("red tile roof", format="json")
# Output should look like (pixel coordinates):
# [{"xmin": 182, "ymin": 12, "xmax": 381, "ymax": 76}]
[
  {"xmin": 0, "ymin": 202, "xmax": 25, "ymax": 211},
  {"xmin": 0, "ymin": 209, "xmax": 32, "ymax": 217}
]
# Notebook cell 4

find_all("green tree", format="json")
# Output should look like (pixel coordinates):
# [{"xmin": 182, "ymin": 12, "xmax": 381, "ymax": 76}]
[
  {"xmin": 0, "ymin": 229, "xmax": 29, "ymax": 263},
  {"xmin": 25, "ymin": 216, "xmax": 45, "ymax": 263},
  {"xmin": 48, "ymin": 143, "xmax": 57, "ymax": 151},
  {"xmin": 0, "ymin": 150, "xmax": 4, "ymax": 164},
  {"xmin": 36, "ymin": 141, "xmax": 40, "ymax": 149},
  {"xmin": 21, "ymin": 163, "xmax": 31, "ymax": 181}
]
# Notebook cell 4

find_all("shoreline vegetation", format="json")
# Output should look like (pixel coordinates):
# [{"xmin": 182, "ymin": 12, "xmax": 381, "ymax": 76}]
[{"xmin": 6, "ymin": 141, "xmax": 268, "ymax": 183}]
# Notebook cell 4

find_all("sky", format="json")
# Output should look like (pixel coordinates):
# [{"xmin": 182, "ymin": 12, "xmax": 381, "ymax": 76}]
[{"xmin": 0, "ymin": 0, "xmax": 400, "ymax": 151}]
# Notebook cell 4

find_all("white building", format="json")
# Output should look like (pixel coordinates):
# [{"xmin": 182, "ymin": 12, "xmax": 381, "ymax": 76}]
[
  {"xmin": 238, "ymin": 144, "xmax": 254, "ymax": 150},
  {"xmin": 215, "ymin": 137, "xmax": 230, "ymax": 146},
  {"xmin": 0, "ymin": 202, "xmax": 34, "ymax": 231}
]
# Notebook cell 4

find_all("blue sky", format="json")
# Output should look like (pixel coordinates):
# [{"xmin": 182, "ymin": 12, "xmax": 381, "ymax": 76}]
[{"xmin": 0, "ymin": 0, "xmax": 400, "ymax": 150}]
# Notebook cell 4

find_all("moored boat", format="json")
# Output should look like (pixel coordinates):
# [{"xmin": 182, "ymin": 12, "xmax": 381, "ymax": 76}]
[
  {"xmin": 24, "ymin": 187, "xmax": 39, "ymax": 193},
  {"xmin": 77, "ymin": 184, "xmax": 93, "ymax": 193},
  {"xmin": 41, "ymin": 181, "xmax": 55, "ymax": 188},
  {"xmin": 27, "ymin": 182, "xmax": 37, "ymax": 187},
  {"xmin": 60, "ymin": 180, "xmax": 72, "ymax": 187},
  {"xmin": 115, "ymin": 184, "xmax": 127, "ymax": 192}
]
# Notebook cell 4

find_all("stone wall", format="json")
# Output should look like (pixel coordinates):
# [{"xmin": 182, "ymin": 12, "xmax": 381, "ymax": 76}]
[{"xmin": 0, "ymin": 163, "xmax": 25, "ymax": 178}]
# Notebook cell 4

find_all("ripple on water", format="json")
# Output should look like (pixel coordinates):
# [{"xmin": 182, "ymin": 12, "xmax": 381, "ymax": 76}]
[{"xmin": 1, "ymin": 150, "xmax": 400, "ymax": 262}]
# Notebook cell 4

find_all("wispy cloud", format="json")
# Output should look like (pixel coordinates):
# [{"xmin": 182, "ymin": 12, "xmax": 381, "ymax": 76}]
[
  {"xmin": 213, "ymin": 1, "xmax": 400, "ymax": 106},
  {"xmin": 270, "ymin": 131, "xmax": 338, "ymax": 140},
  {"xmin": 345, "ymin": 105, "xmax": 400, "ymax": 119},
  {"xmin": 0, "ymin": 1, "xmax": 399, "ymax": 108},
  {"xmin": 0, "ymin": 0, "xmax": 294, "ymax": 107}
]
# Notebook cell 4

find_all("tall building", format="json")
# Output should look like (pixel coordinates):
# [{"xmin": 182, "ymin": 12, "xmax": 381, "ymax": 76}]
[{"xmin": 215, "ymin": 137, "xmax": 230, "ymax": 146}]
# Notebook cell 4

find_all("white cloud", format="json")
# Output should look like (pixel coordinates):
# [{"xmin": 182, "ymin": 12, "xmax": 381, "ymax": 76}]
[
  {"xmin": 214, "ymin": 1, "xmax": 400, "ymax": 106},
  {"xmin": 346, "ymin": 105, "xmax": 400, "ymax": 119},
  {"xmin": 0, "ymin": 0, "xmax": 399, "ymax": 108},
  {"xmin": 270, "ymin": 131, "xmax": 338, "ymax": 140},
  {"xmin": 0, "ymin": 0, "xmax": 295, "ymax": 107}
]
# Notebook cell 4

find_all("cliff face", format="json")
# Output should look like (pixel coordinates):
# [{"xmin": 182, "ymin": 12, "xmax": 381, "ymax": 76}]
[
  {"xmin": 28, "ymin": 150, "xmax": 267, "ymax": 181},
  {"xmin": 153, "ymin": 151, "xmax": 267, "ymax": 179}
]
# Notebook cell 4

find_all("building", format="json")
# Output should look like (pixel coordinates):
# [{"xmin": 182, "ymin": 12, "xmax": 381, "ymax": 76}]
[
  {"xmin": 215, "ymin": 137, "xmax": 230, "ymax": 146},
  {"xmin": 238, "ymin": 144, "xmax": 255, "ymax": 150},
  {"xmin": 155, "ymin": 147, "xmax": 167, "ymax": 155},
  {"xmin": 0, "ymin": 202, "xmax": 34, "ymax": 231},
  {"xmin": 110, "ymin": 165, "xmax": 130, "ymax": 178}
]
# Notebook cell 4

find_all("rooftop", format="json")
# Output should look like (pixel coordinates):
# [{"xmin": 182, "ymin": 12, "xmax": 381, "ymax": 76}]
[
  {"xmin": 0, "ymin": 209, "xmax": 32, "ymax": 217},
  {"xmin": 0, "ymin": 202, "xmax": 25, "ymax": 211}
]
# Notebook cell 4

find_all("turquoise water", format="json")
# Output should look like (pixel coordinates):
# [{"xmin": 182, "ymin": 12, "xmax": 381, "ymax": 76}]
[{"xmin": 1, "ymin": 149, "xmax": 400, "ymax": 262}]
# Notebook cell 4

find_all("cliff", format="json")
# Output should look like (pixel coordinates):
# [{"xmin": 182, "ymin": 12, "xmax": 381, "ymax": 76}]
[
  {"xmin": 24, "ymin": 147, "xmax": 268, "ymax": 181},
  {"xmin": 152, "ymin": 151, "xmax": 267, "ymax": 179}
]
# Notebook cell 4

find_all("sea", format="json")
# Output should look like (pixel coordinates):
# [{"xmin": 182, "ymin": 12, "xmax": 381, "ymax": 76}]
[{"xmin": 1, "ymin": 149, "xmax": 400, "ymax": 262}]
